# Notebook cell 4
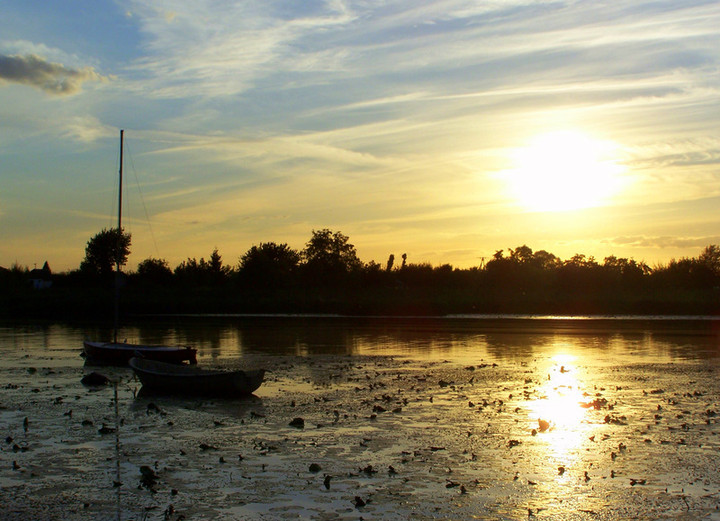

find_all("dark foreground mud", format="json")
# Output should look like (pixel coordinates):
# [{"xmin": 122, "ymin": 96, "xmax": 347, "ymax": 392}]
[{"xmin": 2, "ymin": 347, "xmax": 720, "ymax": 520}]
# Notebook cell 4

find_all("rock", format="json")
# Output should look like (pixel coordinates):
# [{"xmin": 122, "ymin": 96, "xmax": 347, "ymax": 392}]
[
  {"xmin": 361, "ymin": 465, "xmax": 377, "ymax": 475},
  {"xmin": 309, "ymin": 463, "xmax": 322, "ymax": 473},
  {"xmin": 289, "ymin": 417, "xmax": 305, "ymax": 428},
  {"xmin": 98, "ymin": 424, "xmax": 116, "ymax": 435},
  {"xmin": 81, "ymin": 372, "xmax": 110, "ymax": 387},
  {"xmin": 139, "ymin": 465, "xmax": 158, "ymax": 490}
]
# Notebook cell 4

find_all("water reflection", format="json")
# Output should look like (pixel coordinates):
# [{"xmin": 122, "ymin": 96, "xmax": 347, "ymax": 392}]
[
  {"xmin": 3, "ymin": 316, "xmax": 719, "ymax": 363},
  {"xmin": 518, "ymin": 348, "xmax": 612, "ymax": 516},
  {"xmin": 526, "ymin": 353, "xmax": 596, "ymax": 460}
]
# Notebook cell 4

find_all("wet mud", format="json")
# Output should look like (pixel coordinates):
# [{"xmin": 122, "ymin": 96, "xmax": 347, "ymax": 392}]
[{"xmin": 2, "ymin": 348, "xmax": 720, "ymax": 519}]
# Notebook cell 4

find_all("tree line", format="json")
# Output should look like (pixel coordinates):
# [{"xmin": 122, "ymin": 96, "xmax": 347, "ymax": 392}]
[{"xmin": 3, "ymin": 228, "xmax": 720, "ymax": 316}]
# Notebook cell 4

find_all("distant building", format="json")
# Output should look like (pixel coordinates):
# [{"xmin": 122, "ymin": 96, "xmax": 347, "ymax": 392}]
[{"xmin": 29, "ymin": 261, "xmax": 53, "ymax": 289}]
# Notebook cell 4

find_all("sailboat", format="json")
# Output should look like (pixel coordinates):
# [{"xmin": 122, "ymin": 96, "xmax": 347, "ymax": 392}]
[{"xmin": 83, "ymin": 130, "xmax": 197, "ymax": 365}]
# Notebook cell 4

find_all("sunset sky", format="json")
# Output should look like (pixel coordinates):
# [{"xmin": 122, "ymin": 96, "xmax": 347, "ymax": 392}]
[{"xmin": 1, "ymin": 1, "xmax": 718, "ymax": 272}]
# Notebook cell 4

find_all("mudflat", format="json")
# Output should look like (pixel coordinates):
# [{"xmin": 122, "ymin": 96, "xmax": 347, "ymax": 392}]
[{"xmin": 2, "ymin": 347, "xmax": 720, "ymax": 520}]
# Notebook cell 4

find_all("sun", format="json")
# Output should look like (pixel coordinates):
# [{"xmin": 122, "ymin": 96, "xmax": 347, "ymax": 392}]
[{"xmin": 505, "ymin": 130, "xmax": 625, "ymax": 212}]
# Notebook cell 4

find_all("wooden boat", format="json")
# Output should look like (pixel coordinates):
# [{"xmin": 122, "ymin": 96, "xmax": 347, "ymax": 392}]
[
  {"xmin": 129, "ymin": 357, "xmax": 265, "ymax": 396},
  {"xmin": 83, "ymin": 341, "xmax": 197, "ymax": 365},
  {"xmin": 83, "ymin": 129, "xmax": 197, "ymax": 366}
]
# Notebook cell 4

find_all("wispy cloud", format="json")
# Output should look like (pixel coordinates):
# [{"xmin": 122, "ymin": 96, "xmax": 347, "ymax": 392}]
[
  {"xmin": 609, "ymin": 235, "xmax": 720, "ymax": 252},
  {"xmin": 125, "ymin": 0, "xmax": 356, "ymax": 97},
  {"xmin": 0, "ymin": 54, "xmax": 109, "ymax": 95},
  {"xmin": 62, "ymin": 117, "xmax": 116, "ymax": 143}
]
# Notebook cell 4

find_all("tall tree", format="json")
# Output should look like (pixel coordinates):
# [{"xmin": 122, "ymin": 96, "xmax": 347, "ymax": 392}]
[
  {"xmin": 302, "ymin": 229, "xmax": 362, "ymax": 275},
  {"xmin": 80, "ymin": 228, "xmax": 131, "ymax": 276},
  {"xmin": 136, "ymin": 257, "xmax": 173, "ymax": 284},
  {"xmin": 174, "ymin": 248, "xmax": 231, "ymax": 285},
  {"xmin": 699, "ymin": 244, "xmax": 720, "ymax": 274},
  {"xmin": 239, "ymin": 242, "xmax": 300, "ymax": 288}
]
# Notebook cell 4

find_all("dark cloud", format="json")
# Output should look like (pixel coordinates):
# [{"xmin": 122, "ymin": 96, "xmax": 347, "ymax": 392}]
[{"xmin": 0, "ymin": 54, "xmax": 108, "ymax": 95}]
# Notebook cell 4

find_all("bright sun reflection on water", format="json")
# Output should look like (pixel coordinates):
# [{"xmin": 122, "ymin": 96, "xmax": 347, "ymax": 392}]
[{"xmin": 526, "ymin": 354, "xmax": 596, "ymax": 458}]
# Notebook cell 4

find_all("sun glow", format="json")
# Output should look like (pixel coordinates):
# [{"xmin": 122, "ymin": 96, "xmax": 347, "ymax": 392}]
[
  {"xmin": 506, "ymin": 130, "xmax": 625, "ymax": 212},
  {"xmin": 526, "ymin": 354, "xmax": 595, "ymax": 457}
]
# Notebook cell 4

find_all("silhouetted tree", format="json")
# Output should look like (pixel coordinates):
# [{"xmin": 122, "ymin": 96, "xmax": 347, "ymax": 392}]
[
  {"xmin": 532, "ymin": 250, "xmax": 562, "ymax": 270},
  {"xmin": 80, "ymin": 228, "xmax": 131, "ymax": 277},
  {"xmin": 557, "ymin": 253, "xmax": 602, "ymax": 296},
  {"xmin": 239, "ymin": 242, "xmax": 300, "ymax": 288},
  {"xmin": 484, "ymin": 249, "xmax": 516, "ymax": 281},
  {"xmin": 386, "ymin": 254, "xmax": 395, "ymax": 272},
  {"xmin": 509, "ymin": 245, "xmax": 534, "ymax": 264},
  {"xmin": 699, "ymin": 245, "xmax": 720, "ymax": 274},
  {"xmin": 174, "ymin": 248, "xmax": 231, "ymax": 286},
  {"xmin": 302, "ymin": 229, "xmax": 362, "ymax": 283},
  {"xmin": 657, "ymin": 246, "xmax": 720, "ymax": 290},
  {"xmin": 174, "ymin": 257, "xmax": 201, "ymax": 281},
  {"xmin": 136, "ymin": 257, "xmax": 173, "ymax": 284},
  {"xmin": 486, "ymin": 245, "xmax": 555, "ymax": 296},
  {"xmin": 208, "ymin": 248, "xmax": 232, "ymax": 283}
]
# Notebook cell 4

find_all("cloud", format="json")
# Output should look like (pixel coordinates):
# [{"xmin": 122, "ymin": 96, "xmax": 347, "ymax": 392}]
[
  {"xmin": 0, "ymin": 54, "xmax": 109, "ymax": 95},
  {"xmin": 609, "ymin": 235, "xmax": 720, "ymax": 251},
  {"xmin": 61, "ymin": 117, "xmax": 117, "ymax": 143},
  {"xmin": 125, "ymin": 0, "xmax": 357, "ymax": 97}
]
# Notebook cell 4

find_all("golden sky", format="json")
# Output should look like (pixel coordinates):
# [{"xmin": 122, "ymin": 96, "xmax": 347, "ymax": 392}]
[{"xmin": 1, "ymin": 1, "xmax": 718, "ymax": 271}]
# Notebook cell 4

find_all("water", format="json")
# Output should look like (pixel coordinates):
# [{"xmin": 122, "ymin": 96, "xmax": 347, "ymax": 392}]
[{"xmin": 1, "ymin": 316, "xmax": 720, "ymax": 520}]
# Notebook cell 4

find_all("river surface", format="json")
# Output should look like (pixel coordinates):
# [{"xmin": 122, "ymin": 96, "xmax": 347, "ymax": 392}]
[{"xmin": 1, "ymin": 315, "xmax": 720, "ymax": 520}]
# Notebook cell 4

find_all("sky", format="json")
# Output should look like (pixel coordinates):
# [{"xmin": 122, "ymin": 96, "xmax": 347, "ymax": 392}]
[{"xmin": 1, "ymin": 0, "xmax": 718, "ymax": 272}]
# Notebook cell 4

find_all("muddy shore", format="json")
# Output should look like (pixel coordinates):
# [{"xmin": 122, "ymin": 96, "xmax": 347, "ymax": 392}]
[{"xmin": 2, "ymin": 348, "xmax": 720, "ymax": 520}]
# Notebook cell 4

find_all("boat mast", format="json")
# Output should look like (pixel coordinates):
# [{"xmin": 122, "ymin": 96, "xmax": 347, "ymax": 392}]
[
  {"xmin": 118, "ymin": 129, "xmax": 123, "ymax": 237},
  {"xmin": 113, "ymin": 129, "xmax": 124, "ymax": 343}
]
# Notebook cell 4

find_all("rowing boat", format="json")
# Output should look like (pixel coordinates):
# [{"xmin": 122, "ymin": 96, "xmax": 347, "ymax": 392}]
[
  {"xmin": 129, "ymin": 357, "xmax": 264, "ymax": 396},
  {"xmin": 83, "ymin": 341, "xmax": 197, "ymax": 365}
]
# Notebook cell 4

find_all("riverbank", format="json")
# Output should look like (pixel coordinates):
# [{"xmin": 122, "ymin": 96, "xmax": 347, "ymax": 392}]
[{"xmin": 3, "ymin": 282, "xmax": 719, "ymax": 320}]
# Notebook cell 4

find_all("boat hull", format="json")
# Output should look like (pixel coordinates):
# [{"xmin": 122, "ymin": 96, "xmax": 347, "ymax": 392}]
[
  {"xmin": 83, "ymin": 341, "xmax": 197, "ymax": 366},
  {"xmin": 129, "ymin": 357, "xmax": 264, "ymax": 396}
]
